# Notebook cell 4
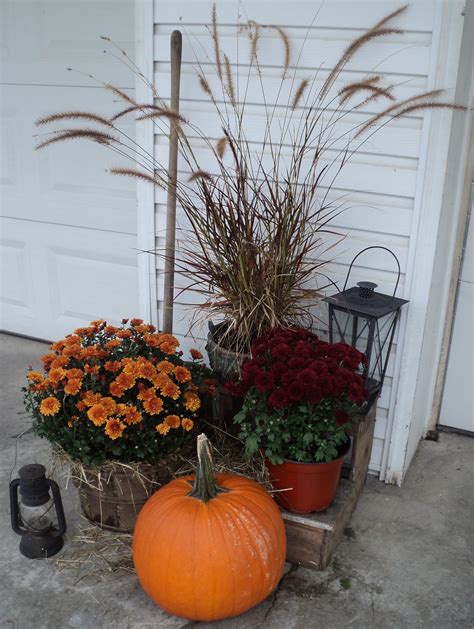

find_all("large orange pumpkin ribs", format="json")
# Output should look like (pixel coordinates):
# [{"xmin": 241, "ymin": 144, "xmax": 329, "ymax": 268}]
[{"xmin": 132, "ymin": 433, "xmax": 286, "ymax": 622}]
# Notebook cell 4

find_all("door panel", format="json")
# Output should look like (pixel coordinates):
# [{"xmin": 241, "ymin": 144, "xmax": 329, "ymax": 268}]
[
  {"xmin": 439, "ymin": 188, "xmax": 474, "ymax": 433},
  {"xmin": 0, "ymin": 218, "xmax": 139, "ymax": 340}
]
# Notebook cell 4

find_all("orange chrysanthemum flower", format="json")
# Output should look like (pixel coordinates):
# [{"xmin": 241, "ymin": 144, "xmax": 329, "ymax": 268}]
[
  {"xmin": 50, "ymin": 356, "xmax": 70, "ymax": 369},
  {"xmin": 130, "ymin": 318, "xmax": 144, "ymax": 326},
  {"xmin": 105, "ymin": 325, "xmax": 119, "ymax": 335},
  {"xmin": 48, "ymin": 368, "xmax": 66, "ymax": 384},
  {"xmin": 144, "ymin": 333, "xmax": 160, "ymax": 347},
  {"xmin": 104, "ymin": 418, "xmax": 126, "ymax": 440},
  {"xmin": 155, "ymin": 422, "xmax": 170, "ymax": 435},
  {"xmin": 76, "ymin": 400, "xmax": 87, "ymax": 412},
  {"xmin": 64, "ymin": 335, "xmax": 81, "ymax": 346},
  {"xmin": 133, "ymin": 324, "xmax": 148, "ymax": 334},
  {"xmin": 123, "ymin": 361, "xmax": 140, "ymax": 377},
  {"xmin": 101, "ymin": 397, "xmax": 117, "ymax": 416},
  {"xmin": 137, "ymin": 361, "xmax": 156, "ymax": 380},
  {"xmin": 41, "ymin": 354, "xmax": 55, "ymax": 370},
  {"xmin": 124, "ymin": 406, "xmax": 142, "ymax": 425},
  {"xmin": 190, "ymin": 348, "xmax": 203, "ymax": 360},
  {"xmin": 40, "ymin": 396, "xmax": 61, "ymax": 416},
  {"xmin": 66, "ymin": 368, "xmax": 84, "ymax": 380},
  {"xmin": 74, "ymin": 327, "xmax": 90, "ymax": 336},
  {"xmin": 184, "ymin": 392, "xmax": 201, "ymax": 412},
  {"xmin": 116, "ymin": 329, "xmax": 132, "ymax": 339},
  {"xmin": 67, "ymin": 415, "xmax": 79, "ymax": 428},
  {"xmin": 32, "ymin": 381, "xmax": 49, "ymax": 392},
  {"xmin": 26, "ymin": 371, "xmax": 44, "ymax": 383},
  {"xmin": 156, "ymin": 360, "xmax": 174, "ymax": 374},
  {"xmin": 181, "ymin": 418, "xmax": 194, "ymax": 431},
  {"xmin": 160, "ymin": 342, "xmax": 177, "ymax": 355},
  {"xmin": 84, "ymin": 364, "xmax": 100, "ymax": 375},
  {"xmin": 116, "ymin": 403, "xmax": 129, "ymax": 416},
  {"xmin": 90, "ymin": 319, "xmax": 105, "ymax": 328},
  {"xmin": 105, "ymin": 339, "xmax": 122, "ymax": 349},
  {"xmin": 61, "ymin": 346, "xmax": 80, "ymax": 358},
  {"xmin": 153, "ymin": 373, "xmax": 172, "ymax": 389},
  {"xmin": 161, "ymin": 382, "xmax": 181, "ymax": 400},
  {"xmin": 87, "ymin": 404, "xmax": 108, "ymax": 426},
  {"xmin": 164, "ymin": 414, "xmax": 180, "ymax": 429},
  {"xmin": 104, "ymin": 360, "xmax": 121, "ymax": 372},
  {"xmin": 82, "ymin": 391, "xmax": 102, "ymax": 407},
  {"xmin": 64, "ymin": 379, "xmax": 82, "ymax": 396},
  {"xmin": 173, "ymin": 366, "xmax": 191, "ymax": 383},
  {"xmin": 143, "ymin": 397, "xmax": 164, "ymax": 415},
  {"xmin": 116, "ymin": 372, "xmax": 135, "ymax": 390},
  {"xmin": 137, "ymin": 387, "xmax": 156, "ymax": 402},
  {"xmin": 109, "ymin": 382, "xmax": 125, "ymax": 398},
  {"xmin": 50, "ymin": 341, "xmax": 65, "ymax": 352}
]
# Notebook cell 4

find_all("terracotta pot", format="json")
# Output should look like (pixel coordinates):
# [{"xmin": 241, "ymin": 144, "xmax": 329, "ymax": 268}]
[{"xmin": 265, "ymin": 442, "xmax": 350, "ymax": 514}]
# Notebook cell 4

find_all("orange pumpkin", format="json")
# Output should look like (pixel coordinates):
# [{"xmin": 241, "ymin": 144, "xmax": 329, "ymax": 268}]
[{"xmin": 133, "ymin": 433, "xmax": 286, "ymax": 621}]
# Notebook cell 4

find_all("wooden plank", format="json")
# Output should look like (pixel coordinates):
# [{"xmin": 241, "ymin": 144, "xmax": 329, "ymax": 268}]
[
  {"xmin": 154, "ymin": 1, "xmax": 435, "ymax": 33},
  {"xmin": 154, "ymin": 143, "xmax": 419, "ymax": 199},
  {"xmin": 154, "ymin": 29, "xmax": 431, "ymax": 76}
]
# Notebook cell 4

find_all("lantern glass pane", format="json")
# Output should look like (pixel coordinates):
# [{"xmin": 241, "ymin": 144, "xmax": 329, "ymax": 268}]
[
  {"xmin": 329, "ymin": 307, "xmax": 400, "ymax": 394},
  {"xmin": 20, "ymin": 500, "xmax": 54, "ymax": 533}
]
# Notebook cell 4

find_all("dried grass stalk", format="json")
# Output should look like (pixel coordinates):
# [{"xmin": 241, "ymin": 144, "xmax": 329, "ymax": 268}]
[
  {"xmin": 224, "ymin": 54, "xmax": 236, "ymax": 106},
  {"xmin": 36, "ymin": 111, "xmax": 114, "ymax": 128},
  {"xmin": 188, "ymin": 170, "xmax": 213, "ymax": 182},
  {"xmin": 291, "ymin": 78, "xmax": 310, "ymax": 109},
  {"xmin": 275, "ymin": 26, "xmax": 291, "ymax": 77},
  {"xmin": 35, "ymin": 128, "xmax": 117, "ymax": 150},
  {"xmin": 216, "ymin": 136, "xmax": 228, "ymax": 159},
  {"xmin": 211, "ymin": 4, "xmax": 223, "ymax": 80},
  {"xmin": 109, "ymin": 167, "xmax": 164, "ymax": 188}
]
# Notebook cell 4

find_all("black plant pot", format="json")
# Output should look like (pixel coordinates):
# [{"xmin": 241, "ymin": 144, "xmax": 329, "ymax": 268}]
[{"xmin": 205, "ymin": 321, "xmax": 250, "ymax": 381}]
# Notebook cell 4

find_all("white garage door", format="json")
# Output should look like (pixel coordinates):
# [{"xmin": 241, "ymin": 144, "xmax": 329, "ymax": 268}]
[{"xmin": 0, "ymin": 0, "xmax": 139, "ymax": 341}]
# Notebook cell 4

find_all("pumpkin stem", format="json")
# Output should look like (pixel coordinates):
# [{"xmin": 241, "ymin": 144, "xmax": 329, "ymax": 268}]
[{"xmin": 188, "ymin": 433, "xmax": 228, "ymax": 502}]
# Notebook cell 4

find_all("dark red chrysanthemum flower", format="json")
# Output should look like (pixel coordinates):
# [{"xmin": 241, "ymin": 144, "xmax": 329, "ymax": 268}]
[
  {"xmin": 254, "ymin": 371, "xmax": 275, "ymax": 393},
  {"xmin": 268, "ymin": 388, "xmax": 289, "ymax": 409},
  {"xmin": 271, "ymin": 343, "xmax": 291, "ymax": 359},
  {"xmin": 287, "ymin": 381, "xmax": 305, "ymax": 401}
]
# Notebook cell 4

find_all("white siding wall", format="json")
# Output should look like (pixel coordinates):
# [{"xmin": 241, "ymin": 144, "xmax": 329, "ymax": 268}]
[{"xmin": 151, "ymin": 0, "xmax": 452, "ymax": 474}]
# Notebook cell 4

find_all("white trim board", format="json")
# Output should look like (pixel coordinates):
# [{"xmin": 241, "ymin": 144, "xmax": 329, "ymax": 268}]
[
  {"xmin": 384, "ymin": 0, "xmax": 471, "ymax": 484},
  {"xmin": 135, "ymin": 0, "xmax": 158, "ymax": 327}
]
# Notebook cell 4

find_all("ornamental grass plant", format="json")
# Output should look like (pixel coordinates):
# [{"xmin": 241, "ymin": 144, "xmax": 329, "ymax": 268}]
[
  {"xmin": 34, "ymin": 4, "xmax": 465, "ymax": 357},
  {"xmin": 228, "ymin": 327, "xmax": 367, "ymax": 463},
  {"xmin": 23, "ymin": 318, "xmax": 214, "ymax": 466}
]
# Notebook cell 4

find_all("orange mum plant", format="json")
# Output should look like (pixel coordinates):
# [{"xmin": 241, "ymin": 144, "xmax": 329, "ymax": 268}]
[{"xmin": 23, "ymin": 318, "xmax": 213, "ymax": 466}]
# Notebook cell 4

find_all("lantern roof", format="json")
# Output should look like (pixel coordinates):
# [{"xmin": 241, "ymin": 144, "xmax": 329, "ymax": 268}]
[{"xmin": 323, "ymin": 286, "xmax": 409, "ymax": 318}]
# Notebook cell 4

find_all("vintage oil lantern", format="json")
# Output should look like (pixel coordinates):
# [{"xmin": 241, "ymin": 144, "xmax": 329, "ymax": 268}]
[
  {"xmin": 323, "ymin": 247, "xmax": 409, "ymax": 400},
  {"xmin": 10, "ymin": 463, "xmax": 66, "ymax": 559}
]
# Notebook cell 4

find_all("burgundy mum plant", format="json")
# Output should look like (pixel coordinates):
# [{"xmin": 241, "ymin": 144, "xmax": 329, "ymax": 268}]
[{"xmin": 228, "ymin": 328, "xmax": 367, "ymax": 463}]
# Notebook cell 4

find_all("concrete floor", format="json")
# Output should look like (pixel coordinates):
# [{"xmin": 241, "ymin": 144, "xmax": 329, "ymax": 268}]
[{"xmin": 1, "ymin": 332, "xmax": 473, "ymax": 629}]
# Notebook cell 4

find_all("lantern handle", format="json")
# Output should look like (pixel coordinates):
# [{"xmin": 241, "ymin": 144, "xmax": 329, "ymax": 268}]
[
  {"xmin": 342, "ymin": 246, "xmax": 401, "ymax": 297},
  {"xmin": 47, "ymin": 479, "xmax": 67, "ymax": 536},
  {"xmin": 9, "ymin": 479, "xmax": 23, "ymax": 536}
]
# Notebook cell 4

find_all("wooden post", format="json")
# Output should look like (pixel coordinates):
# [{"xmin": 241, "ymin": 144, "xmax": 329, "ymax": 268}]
[{"xmin": 162, "ymin": 30, "xmax": 182, "ymax": 333}]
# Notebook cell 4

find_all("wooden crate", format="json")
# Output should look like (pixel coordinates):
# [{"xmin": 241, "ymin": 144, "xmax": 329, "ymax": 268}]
[{"xmin": 282, "ymin": 401, "xmax": 377, "ymax": 569}]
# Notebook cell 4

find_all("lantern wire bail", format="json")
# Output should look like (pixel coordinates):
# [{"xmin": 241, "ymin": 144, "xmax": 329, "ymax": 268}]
[{"xmin": 342, "ymin": 246, "xmax": 401, "ymax": 298}]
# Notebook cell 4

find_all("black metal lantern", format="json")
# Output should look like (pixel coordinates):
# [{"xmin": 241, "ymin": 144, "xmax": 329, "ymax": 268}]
[
  {"xmin": 9, "ymin": 464, "xmax": 66, "ymax": 559},
  {"xmin": 323, "ymin": 247, "xmax": 409, "ymax": 400}
]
